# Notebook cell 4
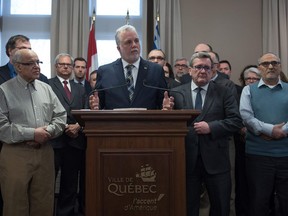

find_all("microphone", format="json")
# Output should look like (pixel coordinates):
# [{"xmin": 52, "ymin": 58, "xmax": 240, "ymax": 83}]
[
  {"xmin": 89, "ymin": 82, "xmax": 128, "ymax": 96},
  {"xmin": 142, "ymin": 80, "xmax": 187, "ymax": 109}
]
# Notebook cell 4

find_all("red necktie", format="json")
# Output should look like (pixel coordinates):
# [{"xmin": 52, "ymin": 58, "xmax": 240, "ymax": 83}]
[{"xmin": 63, "ymin": 80, "xmax": 71, "ymax": 100}]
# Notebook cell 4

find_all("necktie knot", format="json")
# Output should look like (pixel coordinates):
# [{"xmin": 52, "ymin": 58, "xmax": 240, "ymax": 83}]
[
  {"xmin": 63, "ymin": 80, "xmax": 71, "ymax": 100},
  {"xmin": 126, "ymin": 64, "xmax": 134, "ymax": 72},
  {"xmin": 196, "ymin": 87, "xmax": 202, "ymax": 93}
]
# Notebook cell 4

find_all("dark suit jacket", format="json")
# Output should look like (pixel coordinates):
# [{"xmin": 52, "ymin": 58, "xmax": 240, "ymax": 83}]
[
  {"xmin": 213, "ymin": 72, "xmax": 239, "ymax": 104},
  {"xmin": 72, "ymin": 79, "xmax": 92, "ymax": 96},
  {"xmin": 48, "ymin": 77, "xmax": 87, "ymax": 149},
  {"xmin": 165, "ymin": 77, "xmax": 181, "ymax": 89},
  {"xmin": 95, "ymin": 58, "xmax": 167, "ymax": 109},
  {"xmin": 0, "ymin": 63, "xmax": 49, "ymax": 85},
  {"xmin": 171, "ymin": 81, "xmax": 242, "ymax": 175}
]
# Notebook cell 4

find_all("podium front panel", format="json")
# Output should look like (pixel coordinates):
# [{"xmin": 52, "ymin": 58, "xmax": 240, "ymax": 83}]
[
  {"xmin": 101, "ymin": 149, "xmax": 172, "ymax": 216},
  {"xmin": 71, "ymin": 110, "xmax": 200, "ymax": 216}
]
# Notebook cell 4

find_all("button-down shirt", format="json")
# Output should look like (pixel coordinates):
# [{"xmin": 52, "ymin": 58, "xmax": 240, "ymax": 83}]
[
  {"xmin": 0, "ymin": 75, "xmax": 67, "ymax": 143},
  {"xmin": 240, "ymin": 78, "xmax": 288, "ymax": 136},
  {"xmin": 191, "ymin": 80, "xmax": 209, "ymax": 109},
  {"xmin": 122, "ymin": 58, "xmax": 140, "ymax": 87}
]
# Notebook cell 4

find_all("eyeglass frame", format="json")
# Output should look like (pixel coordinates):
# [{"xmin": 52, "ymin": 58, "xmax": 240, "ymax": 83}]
[
  {"xmin": 259, "ymin": 61, "xmax": 280, "ymax": 68},
  {"xmin": 192, "ymin": 65, "xmax": 212, "ymax": 72},
  {"xmin": 17, "ymin": 60, "xmax": 43, "ymax": 67},
  {"xmin": 244, "ymin": 77, "xmax": 260, "ymax": 81},
  {"xmin": 57, "ymin": 62, "xmax": 73, "ymax": 68},
  {"xmin": 174, "ymin": 64, "xmax": 188, "ymax": 68},
  {"xmin": 148, "ymin": 56, "xmax": 165, "ymax": 61}
]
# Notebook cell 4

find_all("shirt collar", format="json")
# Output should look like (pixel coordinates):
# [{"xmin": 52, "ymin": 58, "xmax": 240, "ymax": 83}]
[
  {"xmin": 74, "ymin": 79, "xmax": 85, "ymax": 85},
  {"xmin": 258, "ymin": 78, "xmax": 283, "ymax": 89},
  {"xmin": 122, "ymin": 58, "xmax": 141, "ymax": 70},
  {"xmin": 211, "ymin": 73, "xmax": 218, "ymax": 81},
  {"xmin": 57, "ymin": 76, "xmax": 69, "ymax": 83},
  {"xmin": 191, "ymin": 80, "xmax": 209, "ymax": 92},
  {"xmin": 16, "ymin": 75, "xmax": 36, "ymax": 90}
]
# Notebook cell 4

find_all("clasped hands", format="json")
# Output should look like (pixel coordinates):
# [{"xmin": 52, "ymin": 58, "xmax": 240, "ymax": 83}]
[
  {"xmin": 34, "ymin": 126, "xmax": 51, "ymax": 144},
  {"xmin": 261, "ymin": 122, "xmax": 287, "ymax": 140}
]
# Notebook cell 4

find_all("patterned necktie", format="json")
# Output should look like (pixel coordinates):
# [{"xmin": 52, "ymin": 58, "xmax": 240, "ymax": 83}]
[
  {"xmin": 63, "ymin": 80, "xmax": 71, "ymax": 100},
  {"xmin": 195, "ymin": 87, "xmax": 202, "ymax": 110},
  {"xmin": 126, "ymin": 64, "xmax": 135, "ymax": 102}
]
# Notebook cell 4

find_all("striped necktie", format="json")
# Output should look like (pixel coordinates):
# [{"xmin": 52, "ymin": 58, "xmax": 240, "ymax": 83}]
[{"xmin": 126, "ymin": 64, "xmax": 135, "ymax": 102}]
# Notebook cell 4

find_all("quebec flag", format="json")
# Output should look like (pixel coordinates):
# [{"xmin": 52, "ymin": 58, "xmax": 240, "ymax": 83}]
[{"xmin": 153, "ymin": 20, "xmax": 160, "ymax": 49}]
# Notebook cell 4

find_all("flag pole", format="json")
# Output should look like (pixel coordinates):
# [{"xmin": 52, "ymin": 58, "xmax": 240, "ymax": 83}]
[
  {"xmin": 92, "ymin": 9, "xmax": 96, "ymax": 24},
  {"xmin": 125, "ymin": 9, "xmax": 130, "ymax": 25}
]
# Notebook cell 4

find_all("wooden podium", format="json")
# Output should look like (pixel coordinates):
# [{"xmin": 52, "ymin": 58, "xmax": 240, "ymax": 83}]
[{"xmin": 72, "ymin": 110, "xmax": 199, "ymax": 216}]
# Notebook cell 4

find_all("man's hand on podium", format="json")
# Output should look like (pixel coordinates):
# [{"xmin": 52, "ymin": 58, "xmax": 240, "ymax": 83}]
[
  {"xmin": 89, "ymin": 92, "xmax": 100, "ymax": 110},
  {"xmin": 162, "ymin": 91, "xmax": 174, "ymax": 110}
]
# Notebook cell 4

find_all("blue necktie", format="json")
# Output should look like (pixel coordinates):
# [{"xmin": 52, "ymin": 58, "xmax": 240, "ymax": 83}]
[
  {"xmin": 195, "ymin": 87, "xmax": 202, "ymax": 110},
  {"xmin": 126, "ymin": 65, "xmax": 135, "ymax": 102}
]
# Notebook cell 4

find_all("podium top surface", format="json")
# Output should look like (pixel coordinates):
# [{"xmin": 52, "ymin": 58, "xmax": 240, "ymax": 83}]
[
  {"xmin": 71, "ymin": 109, "xmax": 200, "ymax": 125},
  {"xmin": 71, "ymin": 109, "xmax": 201, "ymax": 136}
]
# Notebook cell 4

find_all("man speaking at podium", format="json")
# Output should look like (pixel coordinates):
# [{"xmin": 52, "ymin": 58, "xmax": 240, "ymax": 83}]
[{"xmin": 89, "ymin": 25, "xmax": 168, "ymax": 110}]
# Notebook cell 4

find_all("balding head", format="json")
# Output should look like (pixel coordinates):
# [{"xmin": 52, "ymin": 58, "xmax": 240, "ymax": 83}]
[
  {"xmin": 13, "ymin": 49, "xmax": 41, "ymax": 82},
  {"xmin": 194, "ymin": 43, "xmax": 213, "ymax": 53}
]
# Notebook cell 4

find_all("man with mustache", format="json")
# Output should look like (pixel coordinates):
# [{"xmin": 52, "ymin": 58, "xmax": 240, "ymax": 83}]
[{"xmin": 240, "ymin": 52, "xmax": 288, "ymax": 216}]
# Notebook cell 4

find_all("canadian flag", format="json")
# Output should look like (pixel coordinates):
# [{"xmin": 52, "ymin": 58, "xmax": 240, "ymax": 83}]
[{"xmin": 86, "ymin": 21, "xmax": 98, "ymax": 80}]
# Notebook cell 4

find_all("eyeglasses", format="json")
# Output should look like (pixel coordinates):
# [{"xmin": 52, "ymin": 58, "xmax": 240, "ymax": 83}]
[
  {"xmin": 148, "ymin": 56, "xmax": 165, "ymax": 61},
  {"xmin": 15, "ymin": 46, "xmax": 32, "ymax": 50},
  {"xmin": 17, "ymin": 60, "xmax": 43, "ymax": 67},
  {"xmin": 259, "ymin": 61, "xmax": 280, "ymax": 68},
  {"xmin": 192, "ymin": 65, "xmax": 211, "ymax": 71},
  {"xmin": 57, "ymin": 63, "xmax": 73, "ymax": 68},
  {"xmin": 174, "ymin": 64, "xmax": 188, "ymax": 68},
  {"xmin": 245, "ymin": 77, "xmax": 260, "ymax": 81}
]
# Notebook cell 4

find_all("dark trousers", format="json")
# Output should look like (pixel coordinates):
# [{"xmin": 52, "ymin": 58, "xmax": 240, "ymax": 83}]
[
  {"xmin": 0, "ymin": 142, "xmax": 3, "ymax": 216},
  {"xmin": 246, "ymin": 154, "xmax": 288, "ymax": 216},
  {"xmin": 78, "ymin": 150, "xmax": 86, "ymax": 214},
  {"xmin": 234, "ymin": 133, "xmax": 249, "ymax": 216},
  {"xmin": 54, "ymin": 146, "xmax": 83, "ymax": 216},
  {"xmin": 186, "ymin": 155, "xmax": 231, "ymax": 216}
]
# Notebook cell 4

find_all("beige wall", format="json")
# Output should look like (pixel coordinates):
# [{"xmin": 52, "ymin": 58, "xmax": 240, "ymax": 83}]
[{"xmin": 180, "ymin": 0, "xmax": 262, "ymax": 84}]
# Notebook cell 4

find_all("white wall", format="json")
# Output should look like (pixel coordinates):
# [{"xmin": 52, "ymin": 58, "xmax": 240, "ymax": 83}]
[{"xmin": 180, "ymin": 0, "xmax": 262, "ymax": 84}]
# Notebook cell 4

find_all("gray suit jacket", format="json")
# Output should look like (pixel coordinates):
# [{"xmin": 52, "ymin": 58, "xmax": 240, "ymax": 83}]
[{"xmin": 171, "ymin": 81, "xmax": 242, "ymax": 175}]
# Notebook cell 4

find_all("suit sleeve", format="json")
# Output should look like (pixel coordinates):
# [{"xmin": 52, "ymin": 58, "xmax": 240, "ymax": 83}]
[{"xmin": 208, "ymin": 88, "xmax": 242, "ymax": 139}]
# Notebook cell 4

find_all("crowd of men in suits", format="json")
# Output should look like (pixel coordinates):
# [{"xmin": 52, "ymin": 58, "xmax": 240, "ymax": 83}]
[{"xmin": 0, "ymin": 24, "xmax": 287, "ymax": 216}]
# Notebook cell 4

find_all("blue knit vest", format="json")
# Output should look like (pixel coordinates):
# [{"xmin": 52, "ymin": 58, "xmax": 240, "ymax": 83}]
[{"xmin": 246, "ymin": 82, "xmax": 288, "ymax": 157}]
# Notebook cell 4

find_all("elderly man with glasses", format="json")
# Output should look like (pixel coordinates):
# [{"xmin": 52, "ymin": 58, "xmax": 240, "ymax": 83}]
[
  {"xmin": 163, "ymin": 51, "xmax": 242, "ymax": 216},
  {"xmin": 240, "ymin": 52, "xmax": 288, "ymax": 216}
]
